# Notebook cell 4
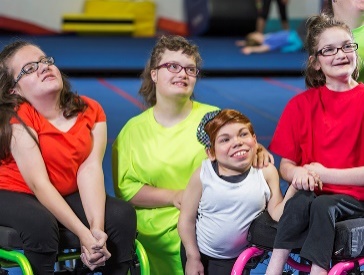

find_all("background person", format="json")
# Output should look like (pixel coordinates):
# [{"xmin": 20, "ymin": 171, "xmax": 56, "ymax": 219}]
[{"xmin": 256, "ymin": 0, "xmax": 290, "ymax": 33}]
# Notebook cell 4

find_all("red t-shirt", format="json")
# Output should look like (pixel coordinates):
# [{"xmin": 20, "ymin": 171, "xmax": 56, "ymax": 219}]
[
  {"xmin": 269, "ymin": 84, "xmax": 364, "ymax": 200},
  {"xmin": 0, "ymin": 96, "xmax": 106, "ymax": 196}
]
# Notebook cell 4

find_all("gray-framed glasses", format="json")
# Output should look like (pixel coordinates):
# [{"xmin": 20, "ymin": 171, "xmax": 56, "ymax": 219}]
[
  {"xmin": 13, "ymin": 56, "xmax": 55, "ymax": 85},
  {"xmin": 316, "ymin": 43, "xmax": 358, "ymax": 57},
  {"xmin": 154, "ymin": 63, "xmax": 199, "ymax": 77}
]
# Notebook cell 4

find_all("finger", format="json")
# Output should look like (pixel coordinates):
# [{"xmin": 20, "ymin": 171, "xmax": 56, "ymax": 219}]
[
  {"xmin": 268, "ymin": 153, "xmax": 274, "ymax": 165},
  {"xmin": 99, "ymin": 246, "xmax": 112, "ymax": 259},
  {"xmin": 263, "ymin": 153, "xmax": 270, "ymax": 167},
  {"xmin": 256, "ymin": 151, "xmax": 264, "ymax": 168},
  {"xmin": 252, "ymin": 153, "xmax": 258, "ymax": 168},
  {"xmin": 301, "ymin": 178, "xmax": 309, "ymax": 191},
  {"xmin": 80, "ymin": 253, "xmax": 97, "ymax": 271},
  {"xmin": 308, "ymin": 176, "xmax": 316, "ymax": 191},
  {"xmin": 88, "ymin": 251, "xmax": 104, "ymax": 263}
]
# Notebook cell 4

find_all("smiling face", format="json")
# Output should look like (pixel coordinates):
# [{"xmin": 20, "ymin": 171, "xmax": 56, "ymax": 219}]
[
  {"xmin": 312, "ymin": 27, "xmax": 357, "ymax": 85},
  {"xmin": 207, "ymin": 122, "xmax": 257, "ymax": 176},
  {"xmin": 8, "ymin": 45, "xmax": 63, "ymax": 102},
  {"xmin": 151, "ymin": 49, "xmax": 197, "ymax": 103}
]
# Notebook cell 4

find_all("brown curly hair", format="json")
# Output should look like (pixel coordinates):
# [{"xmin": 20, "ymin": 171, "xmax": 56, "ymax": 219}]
[{"xmin": 139, "ymin": 35, "xmax": 202, "ymax": 107}]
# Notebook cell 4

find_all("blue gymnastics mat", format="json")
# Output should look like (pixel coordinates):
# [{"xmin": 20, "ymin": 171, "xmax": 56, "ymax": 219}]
[{"xmin": 0, "ymin": 35, "xmax": 307, "ymax": 76}]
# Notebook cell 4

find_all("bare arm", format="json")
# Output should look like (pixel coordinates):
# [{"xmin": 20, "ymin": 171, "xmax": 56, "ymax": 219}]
[
  {"xmin": 11, "ymin": 124, "xmax": 91, "ymax": 241},
  {"xmin": 77, "ymin": 121, "xmax": 107, "ymax": 232},
  {"xmin": 242, "ymin": 45, "xmax": 271, "ymax": 55},
  {"xmin": 304, "ymin": 162, "xmax": 364, "ymax": 186},
  {"xmin": 263, "ymin": 163, "xmax": 297, "ymax": 221},
  {"xmin": 130, "ymin": 186, "xmax": 184, "ymax": 209},
  {"xmin": 77, "ymin": 121, "xmax": 111, "ymax": 264},
  {"xmin": 178, "ymin": 167, "xmax": 204, "ymax": 275}
]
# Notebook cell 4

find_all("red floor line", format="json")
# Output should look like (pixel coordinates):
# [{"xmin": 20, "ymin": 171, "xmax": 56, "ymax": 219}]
[
  {"xmin": 263, "ymin": 77, "xmax": 304, "ymax": 94},
  {"xmin": 98, "ymin": 78, "xmax": 146, "ymax": 110}
]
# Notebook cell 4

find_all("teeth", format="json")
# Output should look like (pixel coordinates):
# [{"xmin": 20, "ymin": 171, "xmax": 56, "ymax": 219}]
[{"xmin": 233, "ymin": 151, "xmax": 247, "ymax": 157}]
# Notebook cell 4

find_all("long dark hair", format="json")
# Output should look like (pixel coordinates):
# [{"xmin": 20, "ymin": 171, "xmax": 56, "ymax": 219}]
[{"xmin": 0, "ymin": 40, "xmax": 87, "ymax": 162}]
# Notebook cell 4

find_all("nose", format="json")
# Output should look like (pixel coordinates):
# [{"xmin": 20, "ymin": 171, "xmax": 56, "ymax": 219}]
[
  {"xmin": 336, "ymin": 48, "xmax": 347, "ymax": 57},
  {"xmin": 39, "ymin": 62, "xmax": 50, "ymax": 74},
  {"xmin": 177, "ymin": 67, "xmax": 188, "ymax": 77},
  {"xmin": 233, "ymin": 136, "xmax": 243, "ymax": 147}
]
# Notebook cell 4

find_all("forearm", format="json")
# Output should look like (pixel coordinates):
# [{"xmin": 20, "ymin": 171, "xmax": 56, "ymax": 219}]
[
  {"xmin": 33, "ymin": 183, "xmax": 89, "ymax": 237},
  {"xmin": 77, "ymin": 165, "xmax": 106, "ymax": 230},
  {"xmin": 319, "ymin": 167, "xmax": 364, "ymax": 186},
  {"xmin": 279, "ymin": 161, "xmax": 297, "ymax": 183},
  {"xmin": 178, "ymin": 221, "xmax": 200, "ymax": 260},
  {"xmin": 130, "ymin": 185, "xmax": 180, "ymax": 208}
]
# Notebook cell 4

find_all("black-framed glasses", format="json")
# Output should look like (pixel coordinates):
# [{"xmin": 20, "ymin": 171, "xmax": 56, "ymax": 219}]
[
  {"xmin": 316, "ymin": 43, "xmax": 358, "ymax": 57},
  {"xmin": 154, "ymin": 63, "xmax": 199, "ymax": 77},
  {"xmin": 13, "ymin": 56, "xmax": 55, "ymax": 85}
]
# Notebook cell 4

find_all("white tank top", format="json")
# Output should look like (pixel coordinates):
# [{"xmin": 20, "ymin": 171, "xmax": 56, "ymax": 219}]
[{"xmin": 196, "ymin": 160, "xmax": 271, "ymax": 259}]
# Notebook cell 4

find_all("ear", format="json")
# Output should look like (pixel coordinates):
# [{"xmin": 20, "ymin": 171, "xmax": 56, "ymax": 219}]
[
  {"xmin": 151, "ymin": 69, "xmax": 157, "ymax": 83},
  {"xmin": 309, "ymin": 55, "xmax": 321, "ymax": 71},
  {"xmin": 206, "ymin": 148, "xmax": 216, "ymax": 161}
]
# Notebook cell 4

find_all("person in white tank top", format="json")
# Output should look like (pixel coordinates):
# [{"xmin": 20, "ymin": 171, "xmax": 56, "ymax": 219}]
[{"xmin": 178, "ymin": 109, "xmax": 299, "ymax": 275}]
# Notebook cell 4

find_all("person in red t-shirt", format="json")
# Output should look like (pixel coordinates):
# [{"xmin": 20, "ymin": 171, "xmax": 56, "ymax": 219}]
[
  {"xmin": 265, "ymin": 14, "xmax": 364, "ymax": 275},
  {"xmin": 0, "ymin": 41, "xmax": 136, "ymax": 274}
]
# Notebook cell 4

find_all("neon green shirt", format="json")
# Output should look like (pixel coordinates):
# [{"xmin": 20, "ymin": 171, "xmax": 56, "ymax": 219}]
[
  {"xmin": 353, "ymin": 24, "xmax": 364, "ymax": 83},
  {"xmin": 112, "ymin": 101, "xmax": 218, "ymax": 275}
]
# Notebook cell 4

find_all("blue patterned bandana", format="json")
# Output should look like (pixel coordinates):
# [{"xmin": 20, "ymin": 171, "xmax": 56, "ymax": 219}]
[{"xmin": 197, "ymin": 110, "xmax": 221, "ymax": 148}]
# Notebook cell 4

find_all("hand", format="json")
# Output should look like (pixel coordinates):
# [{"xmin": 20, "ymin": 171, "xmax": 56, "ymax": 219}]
[
  {"xmin": 303, "ymin": 162, "xmax": 326, "ymax": 176},
  {"xmin": 185, "ymin": 258, "xmax": 205, "ymax": 275},
  {"xmin": 291, "ymin": 166, "xmax": 321, "ymax": 191},
  {"xmin": 172, "ymin": 190, "xmax": 184, "ymax": 209},
  {"xmin": 253, "ymin": 144, "xmax": 274, "ymax": 168},
  {"xmin": 79, "ymin": 229, "xmax": 111, "ymax": 270},
  {"xmin": 80, "ymin": 249, "xmax": 105, "ymax": 271}
]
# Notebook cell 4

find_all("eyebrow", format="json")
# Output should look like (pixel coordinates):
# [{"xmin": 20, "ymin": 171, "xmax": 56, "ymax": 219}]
[
  {"xmin": 216, "ymin": 126, "xmax": 248, "ymax": 139},
  {"xmin": 321, "ymin": 40, "xmax": 353, "ymax": 48}
]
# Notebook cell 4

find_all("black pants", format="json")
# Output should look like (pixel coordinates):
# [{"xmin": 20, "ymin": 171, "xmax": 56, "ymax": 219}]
[
  {"xmin": 0, "ymin": 190, "xmax": 137, "ymax": 275},
  {"xmin": 258, "ymin": 0, "xmax": 288, "ymax": 22},
  {"xmin": 274, "ymin": 191, "xmax": 364, "ymax": 270},
  {"xmin": 180, "ymin": 242, "xmax": 236, "ymax": 275}
]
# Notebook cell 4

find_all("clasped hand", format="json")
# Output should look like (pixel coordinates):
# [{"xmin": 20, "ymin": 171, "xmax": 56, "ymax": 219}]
[
  {"xmin": 80, "ymin": 228, "xmax": 111, "ymax": 270},
  {"xmin": 291, "ymin": 166, "xmax": 323, "ymax": 191}
]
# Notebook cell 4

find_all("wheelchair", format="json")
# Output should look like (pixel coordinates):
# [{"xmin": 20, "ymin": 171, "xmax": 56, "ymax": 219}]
[
  {"xmin": 231, "ymin": 211, "xmax": 364, "ymax": 275},
  {"xmin": 0, "ymin": 225, "xmax": 150, "ymax": 275}
]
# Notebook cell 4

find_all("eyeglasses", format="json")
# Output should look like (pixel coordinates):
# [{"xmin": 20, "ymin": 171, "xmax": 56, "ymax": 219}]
[
  {"xmin": 316, "ymin": 43, "xmax": 358, "ymax": 57},
  {"xmin": 13, "ymin": 56, "xmax": 55, "ymax": 85},
  {"xmin": 154, "ymin": 63, "xmax": 199, "ymax": 77}
]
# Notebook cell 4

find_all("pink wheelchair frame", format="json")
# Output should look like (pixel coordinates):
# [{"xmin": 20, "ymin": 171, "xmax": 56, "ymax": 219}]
[{"xmin": 231, "ymin": 211, "xmax": 364, "ymax": 275}]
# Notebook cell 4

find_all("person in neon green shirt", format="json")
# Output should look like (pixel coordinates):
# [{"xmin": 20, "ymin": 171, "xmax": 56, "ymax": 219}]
[
  {"xmin": 325, "ymin": 0, "xmax": 364, "ymax": 82},
  {"xmin": 112, "ymin": 35, "xmax": 273, "ymax": 275}
]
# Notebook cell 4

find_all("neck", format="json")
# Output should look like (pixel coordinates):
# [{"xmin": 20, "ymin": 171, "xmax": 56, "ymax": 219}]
[
  {"xmin": 153, "ymin": 98, "xmax": 193, "ymax": 127},
  {"xmin": 325, "ymin": 77, "xmax": 358, "ymax": 92},
  {"xmin": 30, "ymin": 95, "xmax": 62, "ymax": 120}
]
